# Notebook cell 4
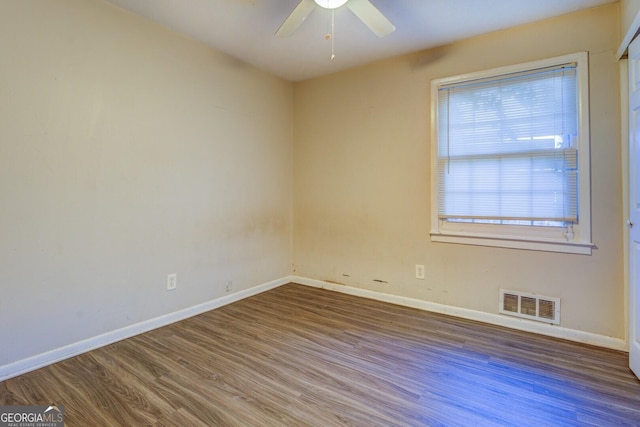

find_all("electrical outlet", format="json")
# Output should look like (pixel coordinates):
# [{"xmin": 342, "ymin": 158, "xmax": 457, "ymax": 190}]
[
  {"xmin": 167, "ymin": 273, "xmax": 177, "ymax": 291},
  {"xmin": 415, "ymin": 265, "xmax": 425, "ymax": 280},
  {"xmin": 225, "ymin": 280, "xmax": 233, "ymax": 293}
]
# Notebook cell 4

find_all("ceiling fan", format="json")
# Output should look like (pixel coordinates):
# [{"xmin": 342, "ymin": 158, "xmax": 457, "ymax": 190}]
[{"xmin": 276, "ymin": 0, "xmax": 395, "ymax": 38}]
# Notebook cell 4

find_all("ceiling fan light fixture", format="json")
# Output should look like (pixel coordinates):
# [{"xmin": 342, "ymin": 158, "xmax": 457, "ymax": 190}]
[{"xmin": 313, "ymin": 0, "xmax": 349, "ymax": 9}]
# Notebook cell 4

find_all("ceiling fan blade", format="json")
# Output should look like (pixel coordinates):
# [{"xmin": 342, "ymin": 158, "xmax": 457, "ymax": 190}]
[
  {"xmin": 346, "ymin": 0, "xmax": 395, "ymax": 37},
  {"xmin": 276, "ymin": 0, "xmax": 317, "ymax": 37}
]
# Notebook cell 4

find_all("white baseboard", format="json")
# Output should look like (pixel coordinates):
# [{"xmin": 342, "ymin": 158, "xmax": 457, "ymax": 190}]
[
  {"xmin": 2, "ymin": 275, "xmax": 626, "ymax": 382},
  {"xmin": 290, "ymin": 275, "xmax": 627, "ymax": 352},
  {"xmin": 0, "ymin": 277, "xmax": 289, "ymax": 382}
]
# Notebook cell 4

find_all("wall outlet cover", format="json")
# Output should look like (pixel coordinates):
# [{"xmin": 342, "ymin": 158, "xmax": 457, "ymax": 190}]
[{"xmin": 167, "ymin": 273, "xmax": 177, "ymax": 291}]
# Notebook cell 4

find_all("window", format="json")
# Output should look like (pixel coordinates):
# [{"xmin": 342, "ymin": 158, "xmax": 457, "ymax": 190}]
[{"xmin": 430, "ymin": 53, "xmax": 592, "ymax": 254}]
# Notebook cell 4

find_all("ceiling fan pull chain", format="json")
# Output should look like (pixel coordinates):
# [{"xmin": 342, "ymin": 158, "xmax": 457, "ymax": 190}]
[{"xmin": 331, "ymin": 9, "xmax": 335, "ymax": 60}]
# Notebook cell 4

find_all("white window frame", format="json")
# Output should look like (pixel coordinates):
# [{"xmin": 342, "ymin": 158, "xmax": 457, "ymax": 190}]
[{"xmin": 430, "ymin": 52, "xmax": 593, "ymax": 255}]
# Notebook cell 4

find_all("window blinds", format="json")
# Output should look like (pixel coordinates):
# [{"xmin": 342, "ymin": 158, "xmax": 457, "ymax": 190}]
[{"xmin": 436, "ymin": 63, "xmax": 578, "ymax": 225}]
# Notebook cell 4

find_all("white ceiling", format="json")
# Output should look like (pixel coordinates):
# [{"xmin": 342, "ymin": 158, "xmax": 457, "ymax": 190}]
[{"xmin": 105, "ymin": 0, "xmax": 616, "ymax": 81}]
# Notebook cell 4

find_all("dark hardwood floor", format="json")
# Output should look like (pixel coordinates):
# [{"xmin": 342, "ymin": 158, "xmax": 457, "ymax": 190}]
[{"xmin": 2, "ymin": 283, "xmax": 640, "ymax": 426}]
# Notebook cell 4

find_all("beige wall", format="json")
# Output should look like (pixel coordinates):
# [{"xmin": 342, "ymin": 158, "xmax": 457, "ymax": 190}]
[
  {"xmin": 0, "ymin": 0, "xmax": 626, "ymax": 371},
  {"xmin": 293, "ymin": 5, "xmax": 623, "ymax": 339},
  {"xmin": 0, "ymin": 0, "xmax": 293, "ymax": 367}
]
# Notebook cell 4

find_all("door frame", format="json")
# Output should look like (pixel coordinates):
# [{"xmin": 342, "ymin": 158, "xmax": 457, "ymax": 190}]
[
  {"xmin": 618, "ymin": 11, "xmax": 640, "ymax": 358},
  {"xmin": 621, "ymin": 58, "xmax": 630, "ymax": 350}
]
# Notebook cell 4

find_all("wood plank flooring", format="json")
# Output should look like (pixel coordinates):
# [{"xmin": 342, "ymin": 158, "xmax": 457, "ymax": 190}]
[{"xmin": 1, "ymin": 283, "xmax": 640, "ymax": 426}]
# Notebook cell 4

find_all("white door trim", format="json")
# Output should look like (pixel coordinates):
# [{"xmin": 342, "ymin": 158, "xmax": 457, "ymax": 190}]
[
  {"xmin": 621, "ymin": 59, "xmax": 630, "ymax": 350},
  {"xmin": 627, "ymin": 36, "xmax": 640, "ymax": 378},
  {"xmin": 618, "ymin": 9, "xmax": 640, "ymax": 59}
]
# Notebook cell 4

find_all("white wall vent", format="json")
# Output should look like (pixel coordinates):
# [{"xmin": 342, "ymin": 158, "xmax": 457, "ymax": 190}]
[{"xmin": 499, "ymin": 289, "xmax": 560, "ymax": 325}]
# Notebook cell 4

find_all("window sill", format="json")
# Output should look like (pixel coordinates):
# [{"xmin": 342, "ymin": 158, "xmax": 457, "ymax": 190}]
[{"xmin": 430, "ymin": 232, "xmax": 594, "ymax": 255}]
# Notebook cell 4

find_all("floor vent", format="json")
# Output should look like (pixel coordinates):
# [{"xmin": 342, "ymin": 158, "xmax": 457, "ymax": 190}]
[{"xmin": 499, "ymin": 289, "xmax": 560, "ymax": 325}]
